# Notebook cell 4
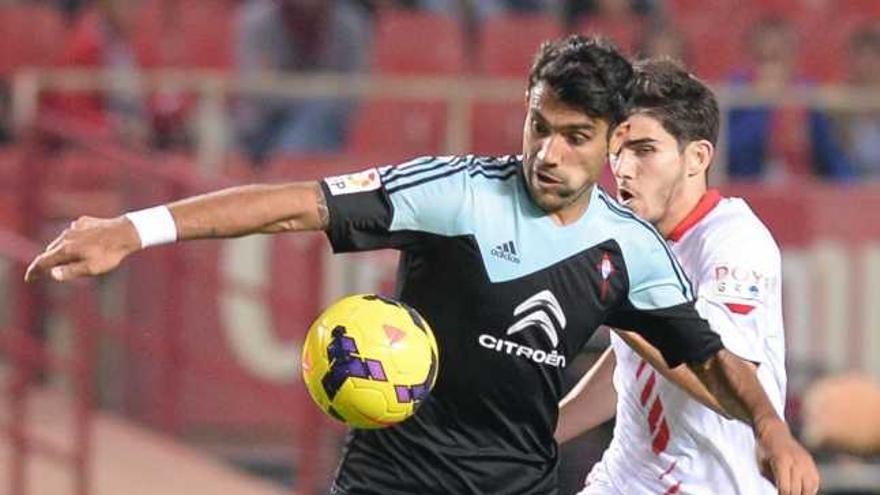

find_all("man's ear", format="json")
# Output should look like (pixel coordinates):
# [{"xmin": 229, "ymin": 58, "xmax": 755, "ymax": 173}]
[{"xmin": 684, "ymin": 139, "xmax": 714, "ymax": 177}]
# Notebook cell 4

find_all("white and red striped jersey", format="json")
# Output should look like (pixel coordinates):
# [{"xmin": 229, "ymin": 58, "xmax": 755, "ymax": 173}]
[{"xmin": 589, "ymin": 190, "xmax": 787, "ymax": 495}]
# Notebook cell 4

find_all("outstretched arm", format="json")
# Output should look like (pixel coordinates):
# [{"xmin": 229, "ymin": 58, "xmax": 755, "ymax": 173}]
[
  {"xmin": 619, "ymin": 327, "xmax": 818, "ymax": 495},
  {"xmin": 690, "ymin": 349, "xmax": 818, "ymax": 495},
  {"xmin": 615, "ymin": 329, "xmax": 728, "ymax": 417},
  {"xmin": 555, "ymin": 347, "xmax": 617, "ymax": 444},
  {"xmin": 25, "ymin": 181, "xmax": 328, "ymax": 282},
  {"xmin": 168, "ymin": 182, "xmax": 328, "ymax": 237}
]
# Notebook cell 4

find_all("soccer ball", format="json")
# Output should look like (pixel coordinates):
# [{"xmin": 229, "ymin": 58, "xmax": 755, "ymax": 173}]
[{"xmin": 301, "ymin": 294, "xmax": 440, "ymax": 429}]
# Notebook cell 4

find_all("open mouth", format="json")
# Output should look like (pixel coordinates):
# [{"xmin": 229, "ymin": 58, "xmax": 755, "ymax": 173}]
[
  {"xmin": 618, "ymin": 189, "xmax": 634, "ymax": 204},
  {"xmin": 535, "ymin": 169, "xmax": 562, "ymax": 185}
]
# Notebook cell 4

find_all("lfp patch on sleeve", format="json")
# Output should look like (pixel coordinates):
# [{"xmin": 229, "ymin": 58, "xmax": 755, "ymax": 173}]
[{"xmin": 324, "ymin": 168, "xmax": 382, "ymax": 196}]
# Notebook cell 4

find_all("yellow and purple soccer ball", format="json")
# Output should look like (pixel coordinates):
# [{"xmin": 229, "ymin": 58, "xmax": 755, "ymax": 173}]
[{"xmin": 302, "ymin": 294, "xmax": 440, "ymax": 429}]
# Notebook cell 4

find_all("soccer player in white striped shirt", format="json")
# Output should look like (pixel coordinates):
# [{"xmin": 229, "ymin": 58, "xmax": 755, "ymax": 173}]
[{"xmin": 556, "ymin": 59, "xmax": 814, "ymax": 495}]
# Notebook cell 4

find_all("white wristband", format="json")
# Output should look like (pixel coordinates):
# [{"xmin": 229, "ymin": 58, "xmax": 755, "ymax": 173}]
[{"xmin": 125, "ymin": 206, "xmax": 178, "ymax": 248}]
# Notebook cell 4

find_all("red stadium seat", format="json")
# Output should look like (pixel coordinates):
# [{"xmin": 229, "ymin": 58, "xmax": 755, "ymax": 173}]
[
  {"xmin": 730, "ymin": 0, "xmax": 871, "ymax": 24},
  {"xmin": 0, "ymin": 146, "xmax": 21, "ymax": 184},
  {"xmin": 678, "ymin": 4, "xmax": 865, "ymax": 83},
  {"xmin": 174, "ymin": 0, "xmax": 235, "ymax": 69},
  {"xmin": 840, "ymin": 0, "xmax": 880, "ymax": 16},
  {"xmin": 49, "ymin": 149, "xmax": 121, "ymax": 191},
  {"xmin": 25, "ymin": 148, "xmax": 124, "ymax": 220},
  {"xmin": 666, "ymin": 0, "xmax": 737, "ymax": 18},
  {"xmin": 134, "ymin": 0, "xmax": 234, "ymax": 70},
  {"xmin": 0, "ymin": 5, "xmax": 64, "ymax": 76},
  {"xmin": 347, "ymin": 99, "xmax": 448, "ymax": 158},
  {"xmin": 578, "ymin": 15, "xmax": 646, "ymax": 55},
  {"xmin": 743, "ymin": 0, "xmax": 804, "ymax": 17},
  {"xmin": 264, "ymin": 153, "xmax": 377, "ymax": 182},
  {"xmin": 371, "ymin": 11, "xmax": 467, "ymax": 75},
  {"xmin": 477, "ymin": 15, "xmax": 561, "ymax": 77},
  {"xmin": 0, "ymin": 146, "xmax": 23, "ymax": 230},
  {"xmin": 669, "ymin": 0, "xmax": 809, "ymax": 21},
  {"xmin": 797, "ymin": 15, "xmax": 864, "ymax": 82},
  {"xmin": 470, "ymin": 102, "xmax": 524, "ymax": 156},
  {"xmin": 677, "ymin": 13, "xmax": 748, "ymax": 81}
]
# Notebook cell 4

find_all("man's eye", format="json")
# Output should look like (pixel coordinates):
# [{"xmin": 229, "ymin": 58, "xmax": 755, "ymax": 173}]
[
  {"xmin": 568, "ymin": 134, "xmax": 590, "ymax": 146},
  {"xmin": 532, "ymin": 119, "xmax": 549, "ymax": 135}
]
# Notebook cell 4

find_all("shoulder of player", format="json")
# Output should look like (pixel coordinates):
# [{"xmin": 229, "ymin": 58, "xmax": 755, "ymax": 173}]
[
  {"xmin": 378, "ymin": 154, "xmax": 520, "ymax": 193},
  {"xmin": 592, "ymin": 189, "xmax": 686, "ymax": 288},
  {"xmin": 593, "ymin": 188, "xmax": 669, "ymax": 249},
  {"xmin": 464, "ymin": 155, "xmax": 522, "ymax": 185},
  {"xmin": 698, "ymin": 198, "xmax": 781, "ymax": 264}
]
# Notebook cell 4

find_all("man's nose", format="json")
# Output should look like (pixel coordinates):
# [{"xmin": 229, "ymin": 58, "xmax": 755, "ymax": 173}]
[
  {"xmin": 537, "ymin": 135, "xmax": 564, "ymax": 167},
  {"xmin": 612, "ymin": 150, "xmax": 636, "ymax": 180}
]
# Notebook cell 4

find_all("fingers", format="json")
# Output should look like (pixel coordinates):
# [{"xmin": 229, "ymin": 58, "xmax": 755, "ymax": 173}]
[
  {"xmin": 25, "ymin": 242, "xmax": 80, "ymax": 282},
  {"xmin": 790, "ymin": 444, "xmax": 820, "ymax": 495},
  {"xmin": 807, "ymin": 473, "xmax": 820, "ymax": 495},
  {"xmin": 789, "ymin": 461, "xmax": 803, "ymax": 495},
  {"xmin": 774, "ymin": 450, "xmax": 821, "ymax": 495},
  {"xmin": 71, "ymin": 216, "xmax": 97, "ymax": 230},
  {"xmin": 49, "ymin": 262, "xmax": 92, "ymax": 282},
  {"xmin": 45, "ymin": 229, "xmax": 69, "ymax": 253},
  {"xmin": 24, "ymin": 217, "xmax": 98, "ymax": 283},
  {"xmin": 775, "ymin": 458, "xmax": 792, "ymax": 495},
  {"xmin": 800, "ymin": 452, "xmax": 821, "ymax": 495}
]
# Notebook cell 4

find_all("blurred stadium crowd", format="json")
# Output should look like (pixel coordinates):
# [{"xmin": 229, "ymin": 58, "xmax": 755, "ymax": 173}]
[{"xmin": 0, "ymin": 0, "xmax": 878, "ymax": 178}]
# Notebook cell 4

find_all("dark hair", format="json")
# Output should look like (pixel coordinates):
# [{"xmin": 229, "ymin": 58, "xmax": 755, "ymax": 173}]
[
  {"xmin": 528, "ymin": 35, "xmax": 634, "ymax": 126},
  {"xmin": 628, "ymin": 58, "xmax": 719, "ymax": 148}
]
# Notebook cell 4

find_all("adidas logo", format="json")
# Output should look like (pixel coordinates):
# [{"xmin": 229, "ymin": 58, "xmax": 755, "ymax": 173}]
[{"xmin": 491, "ymin": 240, "xmax": 520, "ymax": 264}]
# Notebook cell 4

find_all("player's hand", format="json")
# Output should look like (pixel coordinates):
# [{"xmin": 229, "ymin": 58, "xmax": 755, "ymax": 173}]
[
  {"xmin": 24, "ymin": 216, "xmax": 141, "ymax": 283},
  {"xmin": 756, "ymin": 417, "xmax": 821, "ymax": 495}
]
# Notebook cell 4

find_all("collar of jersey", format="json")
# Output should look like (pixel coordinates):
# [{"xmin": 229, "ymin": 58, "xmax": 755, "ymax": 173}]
[
  {"xmin": 517, "ymin": 173, "xmax": 601, "ymax": 230},
  {"xmin": 667, "ymin": 189, "xmax": 723, "ymax": 242}
]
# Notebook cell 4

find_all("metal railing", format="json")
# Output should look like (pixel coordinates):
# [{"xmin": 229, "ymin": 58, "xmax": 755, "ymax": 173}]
[{"xmin": 11, "ymin": 68, "xmax": 880, "ymax": 176}]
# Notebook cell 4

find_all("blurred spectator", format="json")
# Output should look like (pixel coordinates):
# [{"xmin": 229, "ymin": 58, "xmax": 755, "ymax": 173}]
[
  {"xmin": 234, "ymin": 0, "xmax": 372, "ymax": 164},
  {"xmin": 411, "ymin": 0, "xmax": 556, "ymax": 57},
  {"xmin": 566, "ymin": 0, "xmax": 653, "ymax": 54},
  {"xmin": 836, "ymin": 25, "xmax": 880, "ymax": 179},
  {"xmin": 54, "ymin": 0, "xmax": 89, "ymax": 22},
  {"xmin": 0, "ymin": 83, "xmax": 11, "ymax": 144},
  {"xmin": 637, "ymin": 23, "xmax": 690, "ymax": 67},
  {"xmin": 415, "ymin": 0, "xmax": 555, "ymax": 18},
  {"xmin": 562, "ymin": 0, "xmax": 656, "ymax": 28},
  {"xmin": 49, "ymin": 0, "xmax": 155, "ymax": 143},
  {"xmin": 726, "ymin": 17, "xmax": 855, "ymax": 181},
  {"xmin": 802, "ymin": 373, "xmax": 880, "ymax": 456}
]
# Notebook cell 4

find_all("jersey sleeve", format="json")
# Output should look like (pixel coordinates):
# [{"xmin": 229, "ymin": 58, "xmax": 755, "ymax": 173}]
[
  {"xmin": 692, "ymin": 230, "xmax": 782, "ymax": 364},
  {"xmin": 605, "ymin": 234, "xmax": 723, "ymax": 367},
  {"xmin": 320, "ymin": 155, "xmax": 475, "ymax": 253}
]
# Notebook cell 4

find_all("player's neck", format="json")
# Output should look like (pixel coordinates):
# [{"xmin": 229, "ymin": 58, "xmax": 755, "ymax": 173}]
[
  {"xmin": 549, "ymin": 186, "xmax": 593, "ymax": 226},
  {"xmin": 656, "ymin": 184, "xmax": 708, "ymax": 239}
]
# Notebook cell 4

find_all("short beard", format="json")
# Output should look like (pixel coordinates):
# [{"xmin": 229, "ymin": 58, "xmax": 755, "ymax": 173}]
[{"xmin": 527, "ymin": 181, "xmax": 592, "ymax": 214}]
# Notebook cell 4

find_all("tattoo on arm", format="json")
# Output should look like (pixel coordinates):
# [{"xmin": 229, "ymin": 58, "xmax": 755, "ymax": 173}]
[{"xmin": 315, "ymin": 183, "xmax": 330, "ymax": 230}]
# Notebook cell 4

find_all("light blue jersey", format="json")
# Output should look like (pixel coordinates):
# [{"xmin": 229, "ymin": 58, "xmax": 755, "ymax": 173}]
[{"xmin": 321, "ymin": 154, "xmax": 721, "ymax": 495}]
